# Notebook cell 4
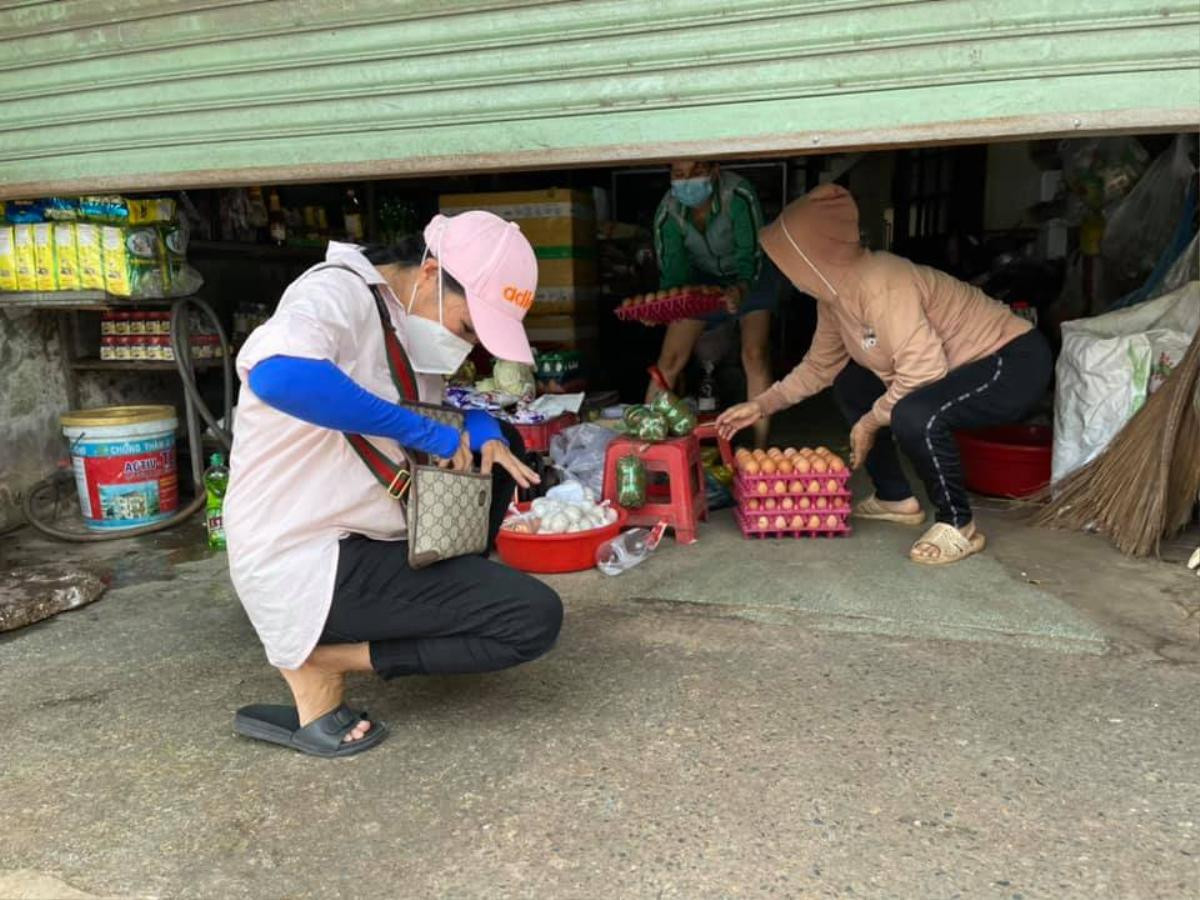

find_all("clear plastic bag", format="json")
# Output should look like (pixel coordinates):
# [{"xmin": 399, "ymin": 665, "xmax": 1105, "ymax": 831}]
[
  {"xmin": 1102, "ymin": 135, "xmax": 1198, "ymax": 300},
  {"xmin": 549, "ymin": 423, "xmax": 617, "ymax": 498}
]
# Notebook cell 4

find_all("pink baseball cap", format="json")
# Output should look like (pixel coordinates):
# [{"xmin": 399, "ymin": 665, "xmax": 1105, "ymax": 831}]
[{"xmin": 424, "ymin": 211, "xmax": 537, "ymax": 365}]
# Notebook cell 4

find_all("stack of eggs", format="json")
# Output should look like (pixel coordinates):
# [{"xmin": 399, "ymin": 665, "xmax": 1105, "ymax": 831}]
[{"xmin": 731, "ymin": 446, "xmax": 852, "ymax": 538}]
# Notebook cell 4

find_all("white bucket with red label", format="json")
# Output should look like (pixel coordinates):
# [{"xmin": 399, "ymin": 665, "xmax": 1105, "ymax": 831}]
[{"xmin": 60, "ymin": 405, "xmax": 179, "ymax": 531}]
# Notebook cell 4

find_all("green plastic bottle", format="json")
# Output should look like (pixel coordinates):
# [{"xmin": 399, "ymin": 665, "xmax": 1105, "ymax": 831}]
[{"xmin": 204, "ymin": 452, "xmax": 229, "ymax": 550}]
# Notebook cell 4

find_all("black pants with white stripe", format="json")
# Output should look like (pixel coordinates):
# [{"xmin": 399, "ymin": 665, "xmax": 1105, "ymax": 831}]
[{"xmin": 833, "ymin": 329, "xmax": 1052, "ymax": 528}]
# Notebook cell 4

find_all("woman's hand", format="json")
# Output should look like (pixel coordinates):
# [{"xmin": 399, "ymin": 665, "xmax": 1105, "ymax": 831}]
[
  {"xmin": 481, "ymin": 440, "xmax": 540, "ymax": 489},
  {"xmin": 437, "ymin": 431, "xmax": 473, "ymax": 472},
  {"xmin": 716, "ymin": 400, "xmax": 764, "ymax": 440},
  {"xmin": 849, "ymin": 418, "xmax": 878, "ymax": 470}
]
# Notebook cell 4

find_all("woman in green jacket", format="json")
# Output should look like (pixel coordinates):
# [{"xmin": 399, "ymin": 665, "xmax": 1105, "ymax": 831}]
[{"xmin": 648, "ymin": 160, "xmax": 783, "ymax": 448}]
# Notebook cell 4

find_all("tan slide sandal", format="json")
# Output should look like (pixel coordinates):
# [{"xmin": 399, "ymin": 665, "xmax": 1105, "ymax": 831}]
[
  {"xmin": 854, "ymin": 495, "xmax": 926, "ymax": 526},
  {"xmin": 910, "ymin": 522, "xmax": 986, "ymax": 566}
]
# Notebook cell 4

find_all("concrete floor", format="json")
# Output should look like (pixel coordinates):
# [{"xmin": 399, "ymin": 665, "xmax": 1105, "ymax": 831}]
[{"xmin": 1, "ymin": 500, "xmax": 1198, "ymax": 899}]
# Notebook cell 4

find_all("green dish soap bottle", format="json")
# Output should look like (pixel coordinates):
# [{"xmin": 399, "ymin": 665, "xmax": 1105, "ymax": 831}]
[{"xmin": 204, "ymin": 453, "xmax": 230, "ymax": 550}]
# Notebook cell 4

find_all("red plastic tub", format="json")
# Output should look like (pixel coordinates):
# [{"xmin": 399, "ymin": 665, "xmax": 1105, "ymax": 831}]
[
  {"xmin": 956, "ymin": 425, "xmax": 1052, "ymax": 498},
  {"xmin": 496, "ymin": 503, "xmax": 629, "ymax": 574}
]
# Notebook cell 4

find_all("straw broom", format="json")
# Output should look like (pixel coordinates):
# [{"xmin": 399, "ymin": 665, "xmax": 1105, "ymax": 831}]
[{"xmin": 1033, "ymin": 325, "xmax": 1200, "ymax": 557}]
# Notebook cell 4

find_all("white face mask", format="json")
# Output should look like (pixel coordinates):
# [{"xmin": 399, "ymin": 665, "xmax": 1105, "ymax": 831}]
[{"xmin": 404, "ymin": 250, "xmax": 473, "ymax": 375}]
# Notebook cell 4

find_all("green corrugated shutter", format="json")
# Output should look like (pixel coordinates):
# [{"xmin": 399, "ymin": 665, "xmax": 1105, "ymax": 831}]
[{"xmin": 1, "ymin": 0, "xmax": 1197, "ymax": 197}]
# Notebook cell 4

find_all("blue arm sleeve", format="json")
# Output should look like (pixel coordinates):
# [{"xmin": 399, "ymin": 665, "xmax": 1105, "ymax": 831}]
[
  {"xmin": 463, "ymin": 409, "xmax": 507, "ymax": 453},
  {"xmin": 248, "ymin": 355, "xmax": 461, "ymax": 458}
]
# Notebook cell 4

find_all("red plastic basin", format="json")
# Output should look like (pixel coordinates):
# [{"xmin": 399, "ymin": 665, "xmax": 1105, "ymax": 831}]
[
  {"xmin": 955, "ymin": 425, "xmax": 1051, "ymax": 498},
  {"xmin": 496, "ymin": 503, "xmax": 628, "ymax": 574}
]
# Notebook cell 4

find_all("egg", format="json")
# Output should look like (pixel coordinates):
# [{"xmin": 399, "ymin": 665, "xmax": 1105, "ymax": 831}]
[
  {"xmin": 777, "ymin": 459, "xmax": 794, "ymax": 475},
  {"xmin": 735, "ymin": 448, "xmax": 751, "ymax": 462},
  {"xmin": 806, "ymin": 480, "xmax": 822, "ymax": 494},
  {"xmin": 767, "ymin": 448, "xmax": 784, "ymax": 459},
  {"xmin": 743, "ymin": 460, "xmax": 761, "ymax": 476},
  {"xmin": 828, "ymin": 456, "xmax": 846, "ymax": 472},
  {"xmin": 815, "ymin": 496, "xmax": 828, "ymax": 511},
  {"xmin": 793, "ymin": 457, "xmax": 812, "ymax": 475},
  {"xmin": 790, "ymin": 514, "xmax": 806, "ymax": 529},
  {"xmin": 790, "ymin": 480, "xmax": 805, "ymax": 495},
  {"xmin": 773, "ymin": 480, "xmax": 787, "ymax": 495},
  {"xmin": 826, "ymin": 478, "xmax": 840, "ymax": 492},
  {"xmin": 815, "ymin": 446, "xmax": 831, "ymax": 457},
  {"xmin": 746, "ymin": 498, "xmax": 761, "ymax": 512},
  {"xmin": 781, "ymin": 497, "xmax": 795, "ymax": 511},
  {"xmin": 774, "ymin": 515, "xmax": 788, "ymax": 529},
  {"xmin": 756, "ymin": 481, "xmax": 769, "ymax": 496},
  {"xmin": 811, "ymin": 458, "xmax": 829, "ymax": 474},
  {"xmin": 756, "ymin": 515, "xmax": 770, "ymax": 529},
  {"xmin": 825, "ymin": 514, "xmax": 840, "ymax": 528},
  {"xmin": 753, "ymin": 449, "xmax": 767, "ymax": 461},
  {"xmin": 764, "ymin": 497, "xmax": 777, "ymax": 511},
  {"xmin": 783, "ymin": 447, "xmax": 799, "ymax": 458},
  {"xmin": 798, "ymin": 497, "xmax": 812, "ymax": 511},
  {"xmin": 760, "ymin": 459, "xmax": 777, "ymax": 475},
  {"xmin": 807, "ymin": 514, "xmax": 822, "ymax": 528}
]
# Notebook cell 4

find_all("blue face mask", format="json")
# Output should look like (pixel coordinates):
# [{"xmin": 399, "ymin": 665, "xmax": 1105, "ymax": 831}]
[{"xmin": 671, "ymin": 177, "xmax": 714, "ymax": 208}]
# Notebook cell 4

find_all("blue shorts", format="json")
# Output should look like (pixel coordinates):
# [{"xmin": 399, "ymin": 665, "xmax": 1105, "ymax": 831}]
[{"xmin": 695, "ymin": 257, "xmax": 783, "ymax": 330}]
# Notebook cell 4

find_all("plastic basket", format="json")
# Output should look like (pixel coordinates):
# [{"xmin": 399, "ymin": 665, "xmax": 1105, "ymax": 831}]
[{"xmin": 614, "ymin": 289, "xmax": 724, "ymax": 324}]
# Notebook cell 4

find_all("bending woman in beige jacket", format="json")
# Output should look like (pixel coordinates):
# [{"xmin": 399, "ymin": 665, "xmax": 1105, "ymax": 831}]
[{"xmin": 717, "ymin": 185, "xmax": 1052, "ymax": 565}]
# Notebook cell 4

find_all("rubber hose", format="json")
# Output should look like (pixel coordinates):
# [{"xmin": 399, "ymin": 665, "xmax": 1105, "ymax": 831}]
[{"xmin": 21, "ymin": 296, "xmax": 233, "ymax": 542}]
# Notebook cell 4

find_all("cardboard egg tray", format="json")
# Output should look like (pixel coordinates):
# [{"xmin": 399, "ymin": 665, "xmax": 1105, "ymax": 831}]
[
  {"xmin": 613, "ymin": 289, "xmax": 724, "ymax": 324},
  {"xmin": 734, "ymin": 507, "xmax": 851, "ymax": 539}
]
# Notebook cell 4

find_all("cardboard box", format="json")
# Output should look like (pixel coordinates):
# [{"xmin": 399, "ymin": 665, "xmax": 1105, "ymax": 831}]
[{"xmin": 439, "ymin": 188, "xmax": 595, "ymax": 249}]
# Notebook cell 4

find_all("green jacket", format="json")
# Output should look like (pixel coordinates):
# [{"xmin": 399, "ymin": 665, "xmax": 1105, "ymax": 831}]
[{"xmin": 653, "ymin": 170, "xmax": 765, "ymax": 291}]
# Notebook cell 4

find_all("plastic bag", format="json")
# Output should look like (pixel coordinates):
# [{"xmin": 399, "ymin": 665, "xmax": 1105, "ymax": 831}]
[
  {"xmin": 549, "ymin": 423, "xmax": 617, "ymax": 498},
  {"xmin": 1102, "ymin": 135, "xmax": 1198, "ymax": 300},
  {"xmin": 1053, "ymin": 281, "xmax": 1200, "ymax": 483},
  {"xmin": 616, "ymin": 455, "xmax": 647, "ymax": 508}
]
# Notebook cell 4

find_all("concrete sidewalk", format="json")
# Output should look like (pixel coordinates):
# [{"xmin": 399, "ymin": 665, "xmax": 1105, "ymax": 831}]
[{"xmin": 1, "ymin": 516, "xmax": 1197, "ymax": 898}]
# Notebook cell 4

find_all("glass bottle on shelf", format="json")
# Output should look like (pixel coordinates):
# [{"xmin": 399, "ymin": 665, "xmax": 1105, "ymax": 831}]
[
  {"xmin": 343, "ymin": 188, "xmax": 364, "ymax": 242},
  {"xmin": 268, "ymin": 189, "xmax": 287, "ymax": 246}
]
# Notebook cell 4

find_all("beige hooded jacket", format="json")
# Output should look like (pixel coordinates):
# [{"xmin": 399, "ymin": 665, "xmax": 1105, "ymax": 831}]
[{"xmin": 755, "ymin": 185, "xmax": 1031, "ymax": 430}]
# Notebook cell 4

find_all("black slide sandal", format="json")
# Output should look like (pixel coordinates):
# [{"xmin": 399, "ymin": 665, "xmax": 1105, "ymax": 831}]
[{"xmin": 234, "ymin": 703, "xmax": 388, "ymax": 757}]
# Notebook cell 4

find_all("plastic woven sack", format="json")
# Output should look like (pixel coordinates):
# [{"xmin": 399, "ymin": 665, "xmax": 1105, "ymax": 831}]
[{"xmin": 1053, "ymin": 280, "xmax": 1200, "ymax": 483}]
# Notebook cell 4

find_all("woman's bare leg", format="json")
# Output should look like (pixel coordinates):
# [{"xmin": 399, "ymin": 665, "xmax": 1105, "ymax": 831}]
[
  {"xmin": 740, "ymin": 310, "xmax": 773, "ymax": 449},
  {"xmin": 647, "ymin": 318, "xmax": 707, "ymax": 402},
  {"xmin": 278, "ymin": 642, "xmax": 374, "ymax": 743}
]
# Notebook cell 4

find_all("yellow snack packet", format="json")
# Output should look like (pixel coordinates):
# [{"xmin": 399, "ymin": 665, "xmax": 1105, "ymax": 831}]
[
  {"xmin": 75, "ymin": 223, "xmax": 104, "ymax": 290},
  {"xmin": 54, "ymin": 222, "xmax": 81, "ymax": 291},
  {"xmin": 33, "ymin": 223, "xmax": 57, "ymax": 291},
  {"xmin": 101, "ymin": 225, "xmax": 132, "ymax": 296},
  {"xmin": 0, "ymin": 226, "xmax": 17, "ymax": 291},
  {"xmin": 14, "ymin": 225, "xmax": 36, "ymax": 291}
]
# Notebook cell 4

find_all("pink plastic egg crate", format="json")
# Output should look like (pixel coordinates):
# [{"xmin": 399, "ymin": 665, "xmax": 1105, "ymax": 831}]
[
  {"xmin": 614, "ymin": 290, "xmax": 725, "ymax": 325},
  {"xmin": 734, "ymin": 507, "xmax": 852, "ymax": 539}
]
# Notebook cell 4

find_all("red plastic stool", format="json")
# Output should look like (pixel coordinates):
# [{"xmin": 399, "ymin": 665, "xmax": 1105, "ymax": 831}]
[{"xmin": 602, "ymin": 434, "xmax": 708, "ymax": 544}]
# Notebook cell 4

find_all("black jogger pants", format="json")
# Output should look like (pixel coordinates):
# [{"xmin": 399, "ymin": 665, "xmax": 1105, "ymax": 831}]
[
  {"xmin": 833, "ymin": 329, "xmax": 1052, "ymax": 527},
  {"xmin": 319, "ymin": 422, "xmax": 563, "ymax": 679}
]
